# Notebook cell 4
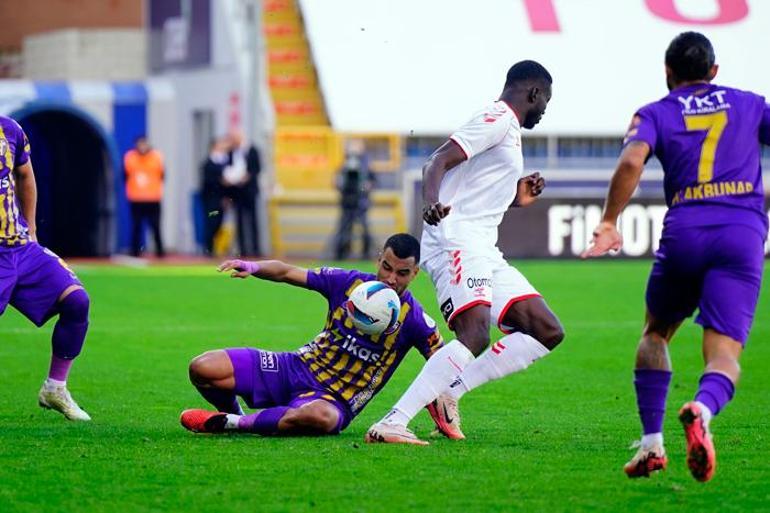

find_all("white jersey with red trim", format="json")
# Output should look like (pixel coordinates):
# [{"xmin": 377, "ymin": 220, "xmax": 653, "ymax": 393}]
[{"xmin": 421, "ymin": 100, "xmax": 523, "ymax": 262}]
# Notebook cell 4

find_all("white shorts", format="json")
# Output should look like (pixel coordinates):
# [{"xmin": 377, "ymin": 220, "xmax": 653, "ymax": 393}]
[{"xmin": 422, "ymin": 248, "xmax": 540, "ymax": 333}]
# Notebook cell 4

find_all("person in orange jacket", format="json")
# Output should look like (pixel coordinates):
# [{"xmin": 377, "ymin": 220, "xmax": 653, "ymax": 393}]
[{"xmin": 124, "ymin": 136, "xmax": 165, "ymax": 257}]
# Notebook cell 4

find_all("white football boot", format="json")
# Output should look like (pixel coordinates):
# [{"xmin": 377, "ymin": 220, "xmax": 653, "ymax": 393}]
[
  {"xmin": 365, "ymin": 422, "xmax": 429, "ymax": 445},
  {"xmin": 38, "ymin": 383, "xmax": 92, "ymax": 421}
]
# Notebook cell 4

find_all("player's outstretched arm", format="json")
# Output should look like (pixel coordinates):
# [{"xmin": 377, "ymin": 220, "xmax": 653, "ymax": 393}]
[
  {"xmin": 421, "ymin": 141, "xmax": 466, "ymax": 225},
  {"xmin": 217, "ymin": 259, "xmax": 308, "ymax": 287},
  {"xmin": 14, "ymin": 161, "xmax": 38, "ymax": 241},
  {"xmin": 581, "ymin": 141, "xmax": 649, "ymax": 258}
]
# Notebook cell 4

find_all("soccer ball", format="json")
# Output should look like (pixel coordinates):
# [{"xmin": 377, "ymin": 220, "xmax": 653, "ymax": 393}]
[{"xmin": 346, "ymin": 281, "xmax": 401, "ymax": 335}]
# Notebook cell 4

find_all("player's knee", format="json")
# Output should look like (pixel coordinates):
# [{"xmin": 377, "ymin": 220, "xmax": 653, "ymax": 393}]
[
  {"xmin": 58, "ymin": 288, "xmax": 90, "ymax": 323},
  {"xmin": 538, "ymin": 319, "xmax": 565, "ymax": 350},
  {"xmin": 460, "ymin": 326, "xmax": 490, "ymax": 356},
  {"xmin": 292, "ymin": 402, "xmax": 340, "ymax": 433},
  {"xmin": 188, "ymin": 352, "xmax": 218, "ymax": 385},
  {"xmin": 453, "ymin": 315, "xmax": 490, "ymax": 355}
]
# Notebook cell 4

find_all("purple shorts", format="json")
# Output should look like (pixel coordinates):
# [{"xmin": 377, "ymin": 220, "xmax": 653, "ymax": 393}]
[
  {"xmin": 646, "ymin": 224, "xmax": 764, "ymax": 344},
  {"xmin": 225, "ymin": 348, "xmax": 353, "ymax": 433},
  {"xmin": 0, "ymin": 243, "xmax": 82, "ymax": 326}
]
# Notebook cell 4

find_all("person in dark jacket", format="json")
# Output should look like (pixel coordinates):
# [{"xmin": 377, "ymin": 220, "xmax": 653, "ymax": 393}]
[
  {"xmin": 334, "ymin": 139, "xmax": 376, "ymax": 260},
  {"xmin": 223, "ymin": 129, "xmax": 262, "ymax": 256},
  {"xmin": 201, "ymin": 138, "xmax": 229, "ymax": 256}
]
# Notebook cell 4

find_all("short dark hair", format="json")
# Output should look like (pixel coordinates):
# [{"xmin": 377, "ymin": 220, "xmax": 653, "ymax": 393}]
[
  {"xmin": 665, "ymin": 32, "xmax": 715, "ymax": 81},
  {"xmin": 504, "ymin": 60, "xmax": 552, "ymax": 89},
  {"xmin": 384, "ymin": 233, "xmax": 420, "ymax": 262}
]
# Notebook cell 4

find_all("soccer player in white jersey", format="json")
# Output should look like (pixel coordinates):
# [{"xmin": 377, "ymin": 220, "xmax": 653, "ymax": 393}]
[{"xmin": 366, "ymin": 60, "xmax": 565, "ymax": 445}]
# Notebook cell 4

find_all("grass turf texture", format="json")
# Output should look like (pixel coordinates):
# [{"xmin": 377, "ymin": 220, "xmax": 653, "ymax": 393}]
[{"xmin": 1, "ymin": 260, "xmax": 769, "ymax": 513}]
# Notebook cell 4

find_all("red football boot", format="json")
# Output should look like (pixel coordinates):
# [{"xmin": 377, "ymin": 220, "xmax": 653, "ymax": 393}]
[
  {"xmin": 679, "ymin": 401, "xmax": 716, "ymax": 482},
  {"xmin": 180, "ymin": 409, "xmax": 228, "ymax": 433}
]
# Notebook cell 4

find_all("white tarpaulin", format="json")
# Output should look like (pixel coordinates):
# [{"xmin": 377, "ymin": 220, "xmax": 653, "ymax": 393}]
[{"xmin": 300, "ymin": 0, "xmax": 770, "ymax": 135}]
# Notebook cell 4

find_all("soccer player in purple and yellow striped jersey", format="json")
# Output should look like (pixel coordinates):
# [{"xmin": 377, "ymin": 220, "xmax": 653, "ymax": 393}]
[
  {"xmin": 0, "ymin": 115, "xmax": 91, "ymax": 421},
  {"xmin": 180, "ymin": 234, "xmax": 457, "ymax": 440}
]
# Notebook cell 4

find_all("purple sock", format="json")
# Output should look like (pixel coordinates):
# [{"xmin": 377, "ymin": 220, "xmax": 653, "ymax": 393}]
[
  {"xmin": 47, "ymin": 355, "xmax": 73, "ymax": 382},
  {"xmin": 52, "ymin": 289, "xmax": 89, "ymax": 360},
  {"xmin": 695, "ymin": 372, "xmax": 735, "ymax": 416},
  {"xmin": 634, "ymin": 369, "xmax": 672, "ymax": 435},
  {"xmin": 195, "ymin": 386, "xmax": 243, "ymax": 414},
  {"xmin": 237, "ymin": 406, "xmax": 290, "ymax": 435}
]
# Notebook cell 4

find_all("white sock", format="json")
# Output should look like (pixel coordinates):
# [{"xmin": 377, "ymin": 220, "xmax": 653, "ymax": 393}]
[
  {"xmin": 695, "ymin": 400, "xmax": 713, "ymax": 428},
  {"xmin": 381, "ymin": 340, "xmax": 474, "ymax": 426},
  {"xmin": 641, "ymin": 432, "xmax": 663, "ymax": 450},
  {"xmin": 446, "ymin": 332, "xmax": 550, "ymax": 400},
  {"xmin": 45, "ymin": 378, "xmax": 66, "ymax": 389},
  {"xmin": 225, "ymin": 414, "xmax": 241, "ymax": 430}
]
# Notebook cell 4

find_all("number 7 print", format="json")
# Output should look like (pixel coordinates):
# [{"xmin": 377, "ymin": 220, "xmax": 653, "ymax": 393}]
[{"xmin": 684, "ymin": 111, "xmax": 728, "ymax": 183}]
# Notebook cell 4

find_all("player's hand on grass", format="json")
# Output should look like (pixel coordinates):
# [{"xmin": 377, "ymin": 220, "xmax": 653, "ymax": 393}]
[
  {"xmin": 422, "ymin": 202, "xmax": 451, "ymax": 225},
  {"xmin": 581, "ymin": 221, "xmax": 622, "ymax": 258},
  {"xmin": 217, "ymin": 259, "xmax": 260, "ymax": 278},
  {"xmin": 512, "ymin": 172, "xmax": 545, "ymax": 207}
]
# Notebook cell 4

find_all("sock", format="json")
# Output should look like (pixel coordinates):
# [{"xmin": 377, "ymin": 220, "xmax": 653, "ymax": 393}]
[
  {"xmin": 446, "ymin": 332, "xmax": 550, "ymax": 400},
  {"xmin": 48, "ymin": 289, "xmax": 90, "ymax": 383},
  {"xmin": 236, "ymin": 406, "xmax": 290, "ymax": 435},
  {"xmin": 47, "ymin": 357, "xmax": 73, "ymax": 384},
  {"xmin": 641, "ymin": 432, "xmax": 664, "ymax": 450},
  {"xmin": 44, "ymin": 377, "xmax": 67, "ymax": 389},
  {"xmin": 195, "ymin": 385, "xmax": 244, "ymax": 414},
  {"xmin": 382, "ymin": 340, "xmax": 474, "ymax": 426},
  {"xmin": 225, "ymin": 414, "xmax": 242, "ymax": 430},
  {"xmin": 634, "ymin": 368, "xmax": 672, "ymax": 436},
  {"xmin": 695, "ymin": 372, "xmax": 735, "ymax": 418}
]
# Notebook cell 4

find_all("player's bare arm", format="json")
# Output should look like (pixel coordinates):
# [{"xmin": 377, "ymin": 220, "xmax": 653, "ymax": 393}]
[
  {"xmin": 421, "ymin": 140, "xmax": 466, "ymax": 225},
  {"xmin": 13, "ymin": 160, "xmax": 37, "ymax": 241},
  {"xmin": 218, "ymin": 259, "xmax": 308, "ymax": 286},
  {"xmin": 511, "ymin": 172, "xmax": 546, "ymax": 208},
  {"xmin": 581, "ymin": 141, "xmax": 649, "ymax": 258}
]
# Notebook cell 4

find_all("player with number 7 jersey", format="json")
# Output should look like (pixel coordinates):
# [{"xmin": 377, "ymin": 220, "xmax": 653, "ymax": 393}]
[{"xmin": 583, "ymin": 31, "xmax": 770, "ymax": 482}]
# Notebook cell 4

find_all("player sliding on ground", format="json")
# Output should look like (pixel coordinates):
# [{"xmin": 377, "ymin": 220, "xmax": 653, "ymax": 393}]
[
  {"xmin": 366, "ymin": 61, "xmax": 565, "ymax": 445},
  {"xmin": 180, "ymin": 233, "xmax": 457, "ymax": 439},
  {"xmin": 583, "ymin": 32, "xmax": 770, "ymax": 482},
  {"xmin": 0, "ymin": 115, "xmax": 91, "ymax": 421}
]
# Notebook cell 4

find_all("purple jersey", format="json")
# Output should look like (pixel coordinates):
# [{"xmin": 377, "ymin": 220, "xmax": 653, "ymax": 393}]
[
  {"xmin": 300, "ymin": 267, "xmax": 443, "ymax": 415},
  {"xmin": 625, "ymin": 84, "xmax": 770, "ymax": 236},
  {"xmin": 0, "ymin": 116, "xmax": 32, "ymax": 247}
]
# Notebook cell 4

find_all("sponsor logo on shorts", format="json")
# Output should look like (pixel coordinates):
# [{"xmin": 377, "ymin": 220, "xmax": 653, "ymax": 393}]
[
  {"xmin": 440, "ymin": 297, "xmax": 454, "ymax": 322},
  {"xmin": 260, "ymin": 351, "xmax": 279, "ymax": 372},
  {"xmin": 466, "ymin": 277, "xmax": 492, "ymax": 289}
]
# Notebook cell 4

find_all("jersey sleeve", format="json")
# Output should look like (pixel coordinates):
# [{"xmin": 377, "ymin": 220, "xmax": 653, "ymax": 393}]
[
  {"xmin": 449, "ymin": 104, "xmax": 512, "ymax": 160},
  {"xmin": 305, "ymin": 267, "xmax": 353, "ymax": 297},
  {"xmin": 14, "ymin": 124, "xmax": 30, "ymax": 167},
  {"xmin": 411, "ymin": 310, "xmax": 444, "ymax": 359},
  {"xmin": 759, "ymin": 100, "xmax": 770, "ymax": 146},
  {"xmin": 623, "ymin": 105, "xmax": 658, "ymax": 153}
]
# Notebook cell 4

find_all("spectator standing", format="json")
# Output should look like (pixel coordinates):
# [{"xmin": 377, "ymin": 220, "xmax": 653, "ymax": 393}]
[
  {"xmin": 334, "ymin": 139, "xmax": 376, "ymax": 260},
  {"xmin": 223, "ymin": 129, "xmax": 262, "ymax": 256},
  {"xmin": 124, "ymin": 136, "xmax": 165, "ymax": 257},
  {"xmin": 201, "ymin": 137, "xmax": 230, "ymax": 256}
]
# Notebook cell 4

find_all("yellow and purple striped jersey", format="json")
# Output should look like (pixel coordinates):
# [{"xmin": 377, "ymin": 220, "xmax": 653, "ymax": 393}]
[
  {"xmin": 299, "ymin": 267, "xmax": 443, "ymax": 416},
  {"xmin": 0, "ymin": 116, "xmax": 32, "ymax": 248}
]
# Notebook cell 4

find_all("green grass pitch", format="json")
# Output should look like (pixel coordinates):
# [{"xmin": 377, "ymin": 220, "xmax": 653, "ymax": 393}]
[{"xmin": 1, "ymin": 260, "xmax": 769, "ymax": 512}]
